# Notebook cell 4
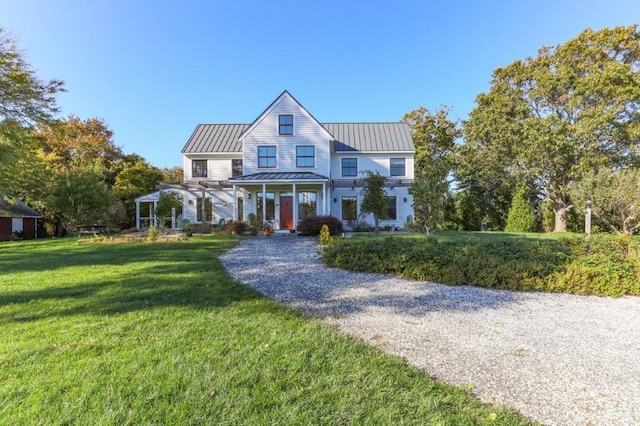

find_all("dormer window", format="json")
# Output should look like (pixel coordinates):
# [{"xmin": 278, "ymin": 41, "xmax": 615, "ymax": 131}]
[{"xmin": 278, "ymin": 114, "xmax": 293, "ymax": 135}]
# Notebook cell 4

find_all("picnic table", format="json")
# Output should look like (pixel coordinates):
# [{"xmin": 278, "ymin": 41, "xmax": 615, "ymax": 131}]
[{"xmin": 77, "ymin": 225, "xmax": 111, "ymax": 237}]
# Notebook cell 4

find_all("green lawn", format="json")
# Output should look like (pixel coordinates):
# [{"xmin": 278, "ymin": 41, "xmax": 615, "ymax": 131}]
[{"xmin": 0, "ymin": 237, "xmax": 532, "ymax": 425}]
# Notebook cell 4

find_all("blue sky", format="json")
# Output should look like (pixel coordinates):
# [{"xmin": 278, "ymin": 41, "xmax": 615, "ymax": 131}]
[{"xmin": 3, "ymin": 0, "xmax": 638, "ymax": 168}]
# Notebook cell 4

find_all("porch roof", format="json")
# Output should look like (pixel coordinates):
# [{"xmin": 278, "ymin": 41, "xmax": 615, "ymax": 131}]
[{"xmin": 229, "ymin": 172, "xmax": 329, "ymax": 183}]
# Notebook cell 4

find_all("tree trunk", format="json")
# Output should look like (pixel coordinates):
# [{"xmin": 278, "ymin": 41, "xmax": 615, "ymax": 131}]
[{"xmin": 553, "ymin": 204, "xmax": 572, "ymax": 233}]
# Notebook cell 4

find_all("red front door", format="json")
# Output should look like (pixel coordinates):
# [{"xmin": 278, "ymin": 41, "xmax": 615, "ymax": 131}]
[{"xmin": 279, "ymin": 196, "xmax": 293, "ymax": 229}]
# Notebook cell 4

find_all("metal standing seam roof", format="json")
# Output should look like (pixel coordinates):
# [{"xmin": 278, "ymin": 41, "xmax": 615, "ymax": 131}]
[
  {"xmin": 181, "ymin": 122, "xmax": 414, "ymax": 154},
  {"xmin": 229, "ymin": 172, "xmax": 329, "ymax": 181}
]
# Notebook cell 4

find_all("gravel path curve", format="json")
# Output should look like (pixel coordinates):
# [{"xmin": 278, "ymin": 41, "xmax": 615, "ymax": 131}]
[{"xmin": 220, "ymin": 235, "xmax": 640, "ymax": 425}]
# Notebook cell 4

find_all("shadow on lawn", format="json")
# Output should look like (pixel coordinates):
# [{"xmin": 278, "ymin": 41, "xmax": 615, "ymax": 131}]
[{"xmin": 0, "ymin": 238, "xmax": 270, "ymax": 323}]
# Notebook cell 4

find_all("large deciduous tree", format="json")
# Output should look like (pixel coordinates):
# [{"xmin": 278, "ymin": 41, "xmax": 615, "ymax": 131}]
[
  {"xmin": 402, "ymin": 107, "xmax": 459, "ymax": 232},
  {"xmin": 0, "ymin": 27, "xmax": 64, "ymax": 197},
  {"xmin": 461, "ymin": 25, "xmax": 640, "ymax": 232}
]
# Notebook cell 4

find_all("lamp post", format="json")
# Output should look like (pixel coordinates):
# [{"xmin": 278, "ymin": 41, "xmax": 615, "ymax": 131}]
[{"xmin": 585, "ymin": 196, "xmax": 592, "ymax": 238}]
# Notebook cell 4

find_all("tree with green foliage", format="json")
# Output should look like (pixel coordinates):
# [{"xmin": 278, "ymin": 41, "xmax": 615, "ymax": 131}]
[
  {"xmin": 571, "ymin": 167, "xmax": 640, "ymax": 234},
  {"xmin": 161, "ymin": 166, "xmax": 184, "ymax": 183},
  {"xmin": 359, "ymin": 171, "xmax": 388, "ymax": 233},
  {"xmin": 461, "ymin": 25, "xmax": 640, "ymax": 232},
  {"xmin": 155, "ymin": 191, "xmax": 183, "ymax": 220},
  {"xmin": 51, "ymin": 170, "xmax": 115, "ymax": 232},
  {"xmin": 0, "ymin": 27, "xmax": 64, "ymax": 197},
  {"xmin": 403, "ymin": 107, "xmax": 459, "ymax": 232},
  {"xmin": 113, "ymin": 162, "xmax": 164, "ymax": 226},
  {"xmin": 505, "ymin": 183, "xmax": 537, "ymax": 232}
]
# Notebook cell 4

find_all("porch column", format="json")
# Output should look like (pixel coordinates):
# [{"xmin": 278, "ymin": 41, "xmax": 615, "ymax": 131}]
[
  {"xmin": 292, "ymin": 183, "xmax": 298, "ymax": 228},
  {"xmin": 135, "ymin": 201, "xmax": 140, "ymax": 229},
  {"xmin": 171, "ymin": 207, "xmax": 176, "ymax": 229},
  {"xmin": 152, "ymin": 201, "xmax": 158, "ymax": 227},
  {"xmin": 322, "ymin": 182, "xmax": 327, "ymax": 215},
  {"xmin": 201, "ymin": 187, "xmax": 206, "ymax": 223},
  {"xmin": 232, "ymin": 184, "xmax": 238, "ymax": 221},
  {"xmin": 262, "ymin": 183, "xmax": 267, "ymax": 222}
]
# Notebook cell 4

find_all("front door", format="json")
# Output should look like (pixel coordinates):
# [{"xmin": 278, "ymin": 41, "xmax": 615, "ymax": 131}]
[{"xmin": 279, "ymin": 196, "xmax": 293, "ymax": 229}]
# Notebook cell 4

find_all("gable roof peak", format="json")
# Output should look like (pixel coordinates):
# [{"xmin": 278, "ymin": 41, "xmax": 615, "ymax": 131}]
[{"xmin": 238, "ymin": 90, "xmax": 332, "ymax": 140}]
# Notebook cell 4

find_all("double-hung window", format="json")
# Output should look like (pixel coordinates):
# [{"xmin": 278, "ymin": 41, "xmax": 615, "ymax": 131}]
[
  {"xmin": 192, "ymin": 160, "xmax": 208, "ymax": 178},
  {"xmin": 296, "ymin": 146, "xmax": 314, "ymax": 168},
  {"xmin": 278, "ymin": 114, "xmax": 293, "ymax": 135},
  {"xmin": 385, "ymin": 196, "xmax": 397, "ymax": 220},
  {"xmin": 231, "ymin": 159, "xmax": 243, "ymax": 177},
  {"xmin": 341, "ymin": 196, "xmax": 357, "ymax": 221},
  {"xmin": 341, "ymin": 158, "xmax": 357, "ymax": 177},
  {"xmin": 390, "ymin": 158, "xmax": 405, "ymax": 176},
  {"xmin": 258, "ymin": 146, "xmax": 276, "ymax": 168}
]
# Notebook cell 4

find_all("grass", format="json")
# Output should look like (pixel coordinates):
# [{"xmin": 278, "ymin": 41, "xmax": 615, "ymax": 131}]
[{"xmin": 0, "ymin": 236, "xmax": 532, "ymax": 425}]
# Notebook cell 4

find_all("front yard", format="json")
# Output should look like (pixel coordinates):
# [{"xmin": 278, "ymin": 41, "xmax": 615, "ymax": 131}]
[{"xmin": 0, "ymin": 237, "xmax": 530, "ymax": 424}]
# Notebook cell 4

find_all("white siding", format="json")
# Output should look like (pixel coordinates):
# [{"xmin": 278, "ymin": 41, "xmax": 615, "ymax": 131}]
[
  {"xmin": 241, "ymin": 95, "xmax": 331, "ymax": 177},
  {"xmin": 330, "ymin": 187, "xmax": 413, "ymax": 229},
  {"xmin": 330, "ymin": 153, "xmax": 414, "ymax": 179},
  {"xmin": 183, "ymin": 154, "xmax": 242, "ymax": 181}
]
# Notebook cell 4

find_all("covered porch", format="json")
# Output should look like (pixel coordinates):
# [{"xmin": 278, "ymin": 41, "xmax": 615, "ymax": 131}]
[{"xmin": 230, "ymin": 172, "xmax": 330, "ymax": 230}]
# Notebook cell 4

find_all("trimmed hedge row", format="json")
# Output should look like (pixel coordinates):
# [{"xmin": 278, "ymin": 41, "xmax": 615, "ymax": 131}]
[{"xmin": 322, "ymin": 235, "xmax": 640, "ymax": 297}]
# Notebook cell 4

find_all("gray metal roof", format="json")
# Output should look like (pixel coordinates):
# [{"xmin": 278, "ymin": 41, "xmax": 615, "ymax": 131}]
[
  {"xmin": 0, "ymin": 196, "xmax": 42, "ymax": 218},
  {"xmin": 229, "ymin": 172, "xmax": 329, "ymax": 182},
  {"xmin": 181, "ymin": 122, "xmax": 414, "ymax": 154},
  {"xmin": 181, "ymin": 124, "xmax": 248, "ymax": 153},
  {"xmin": 323, "ymin": 122, "xmax": 414, "ymax": 152}
]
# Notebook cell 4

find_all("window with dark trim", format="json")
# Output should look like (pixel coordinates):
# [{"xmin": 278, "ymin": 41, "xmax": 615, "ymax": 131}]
[
  {"xmin": 231, "ymin": 159, "xmax": 243, "ymax": 177},
  {"xmin": 278, "ymin": 114, "xmax": 293, "ymax": 135},
  {"xmin": 385, "ymin": 196, "xmax": 397, "ymax": 220},
  {"xmin": 192, "ymin": 160, "xmax": 208, "ymax": 178},
  {"xmin": 342, "ymin": 196, "xmax": 357, "ymax": 221},
  {"xmin": 390, "ymin": 158, "xmax": 405, "ymax": 176},
  {"xmin": 341, "ymin": 158, "xmax": 357, "ymax": 177},
  {"xmin": 196, "ymin": 197, "xmax": 212, "ymax": 222},
  {"xmin": 258, "ymin": 146, "xmax": 276, "ymax": 168},
  {"xmin": 257, "ymin": 192, "xmax": 275, "ymax": 221},
  {"xmin": 296, "ymin": 146, "xmax": 314, "ymax": 168},
  {"xmin": 298, "ymin": 192, "xmax": 317, "ymax": 219}
]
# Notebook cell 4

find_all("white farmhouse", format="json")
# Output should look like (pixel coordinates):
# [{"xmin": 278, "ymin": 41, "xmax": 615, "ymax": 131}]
[{"xmin": 135, "ymin": 91, "xmax": 415, "ymax": 230}]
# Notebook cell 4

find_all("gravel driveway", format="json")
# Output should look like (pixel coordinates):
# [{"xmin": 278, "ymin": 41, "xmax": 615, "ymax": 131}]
[{"xmin": 220, "ymin": 235, "xmax": 640, "ymax": 425}]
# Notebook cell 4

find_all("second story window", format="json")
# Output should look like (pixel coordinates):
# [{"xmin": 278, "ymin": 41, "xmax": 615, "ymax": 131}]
[
  {"xmin": 192, "ymin": 159, "xmax": 208, "ymax": 178},
  {"xmin": 296, "ymin": 146, "xmax": 314, "ymax": 168},
  {"xmin": 258, "ymin": 146, "xmax": 276, "ymax": 168},
  {"xmin": 232, "ymin": 159, "xmax": 243, "ymax": 177},
  {"xmin": 341, "ymin": 158, "xmax": 357, "ymax": 177},
  {"xmin": 390, "ymin": 158, "xmax": 406, "ymax": 176},
  {"xmin": 279, "ymin": 114, "xmax": 293, "ymax": 135}
]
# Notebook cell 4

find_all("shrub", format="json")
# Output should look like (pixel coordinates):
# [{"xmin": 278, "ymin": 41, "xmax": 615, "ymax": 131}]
[
  {"xmin": 224, "ymin": 220, "xmax": 248, "ymax": 235},
  {"xmin": 148, "ymin": 226, "xmax": 159, "ymax": 241},
  {"xmin": 297, "ymin": 215, "xmax": 343, "ymax": 236},
  {"xmin": 505, "ymin": 183, "xmax": 537, "ymax": 232},
  {"xmin": 323, "ymin": 234, "xmax": 640, "ymax": 297},
  {"xmin": 192, "ymin": 223, "xmax": 213, "ymax": 234},
  {"xmin": 247, "ymin": 213, "xmax": 261, "ymax": 235},
  {"xmin": 319, "ymin": 224, "xmax": 333, "ymax": 246}
]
